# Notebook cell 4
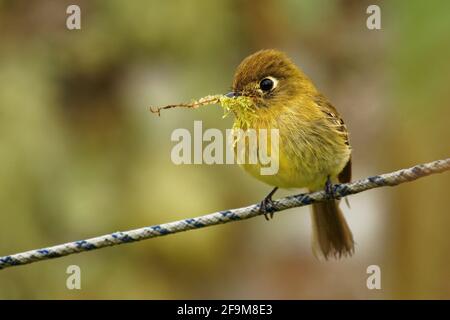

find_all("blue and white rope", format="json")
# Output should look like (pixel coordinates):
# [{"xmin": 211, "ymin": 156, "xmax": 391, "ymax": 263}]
[{"xmin": 0, "ymin": 158, "xmax": 449, "ymax": 270}]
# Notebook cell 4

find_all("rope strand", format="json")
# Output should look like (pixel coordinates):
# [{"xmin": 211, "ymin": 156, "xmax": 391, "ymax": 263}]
[{"xmin": 1, "ymin": 158, "xmax": 449, "ymax": 270}]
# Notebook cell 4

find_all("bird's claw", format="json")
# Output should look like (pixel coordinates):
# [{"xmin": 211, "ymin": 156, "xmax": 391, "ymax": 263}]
[
  {"xmin": 259, "ymin": 187, "xmax": 278, "ymax": 220},
  {"xmin": 259, "ymin": 197, "xmax": 276, "ymax": 220},
  {"xmin": 325, "ymin": 176, "xmax": 337, "ymax": 200}
]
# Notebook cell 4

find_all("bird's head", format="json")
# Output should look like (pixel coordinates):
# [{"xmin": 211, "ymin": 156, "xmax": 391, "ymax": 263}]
[{"xmin": 227, "ymin": 49, "xmax": 317, "ymax": 113}]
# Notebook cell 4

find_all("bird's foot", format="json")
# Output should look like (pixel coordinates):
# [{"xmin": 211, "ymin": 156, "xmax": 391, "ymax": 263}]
[
  {"xmin": 259, "ymin": 187, "xmax": 278, "ymax": 221},
  {"xmin": 260, "ymin": 197, "xmax": 275, "ymax": 221},
  {"xmin": 325, "ymin": 176, "xmax": 337, "ymax": 200}
]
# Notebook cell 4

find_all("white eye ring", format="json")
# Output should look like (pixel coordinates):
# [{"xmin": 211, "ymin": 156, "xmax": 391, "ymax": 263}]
[{"xmin": 258, "ymin": 76, "xmax": 278, "ymax": 93}]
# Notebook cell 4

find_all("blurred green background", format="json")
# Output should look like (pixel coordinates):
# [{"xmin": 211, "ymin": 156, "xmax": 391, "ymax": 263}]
[{"xmin": 0, "ymin": 0, "xmax": 449, "ymax": 299}]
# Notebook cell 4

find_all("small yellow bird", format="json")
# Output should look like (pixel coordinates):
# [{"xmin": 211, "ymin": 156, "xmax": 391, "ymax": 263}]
[{"xmin": 227, "ymin": 49, "xmax": 354, "ymax": 259}]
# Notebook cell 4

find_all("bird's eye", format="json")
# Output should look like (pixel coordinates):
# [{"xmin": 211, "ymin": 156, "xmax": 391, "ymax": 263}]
[{"xmin": 259, "ymin": 77, "xmax": 277, "ymax": 92}]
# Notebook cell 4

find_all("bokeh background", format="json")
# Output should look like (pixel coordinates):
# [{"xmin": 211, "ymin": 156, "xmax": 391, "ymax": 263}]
[{"xmin": 0, "ymin": 0, "xmax": 449, "ymax": 299}]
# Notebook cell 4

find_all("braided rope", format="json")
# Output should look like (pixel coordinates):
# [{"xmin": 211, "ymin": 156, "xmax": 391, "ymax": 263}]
[{"xmin": 1, "ymin": 158, "xmax": 449, "ymax": 270}]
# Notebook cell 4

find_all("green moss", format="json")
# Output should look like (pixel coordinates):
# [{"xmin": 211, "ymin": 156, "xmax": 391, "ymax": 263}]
[
  {"xmin": 218, "ymin": 95, "xmax": 257, "ymax": 128},
  {"xmin": 151, "ymin": 94, "xmax": 257, "ymax": 128}
]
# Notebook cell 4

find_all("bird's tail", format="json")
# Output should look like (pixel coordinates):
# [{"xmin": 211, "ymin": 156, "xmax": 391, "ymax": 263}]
[{"xmin": 311, "ymin": 199, "xmax": 354, "ymax": 259}]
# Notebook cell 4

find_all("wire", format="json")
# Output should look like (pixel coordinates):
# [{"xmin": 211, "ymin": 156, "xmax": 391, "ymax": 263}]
[{"xmin": 0, "ymin": 158, "xmax": 449, "ymax": 270}]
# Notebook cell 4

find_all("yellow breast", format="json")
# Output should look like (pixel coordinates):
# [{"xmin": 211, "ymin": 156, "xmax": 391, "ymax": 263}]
[{"xmin": 234, "ymin": 102, "xmax": 351, "ymax": 191}]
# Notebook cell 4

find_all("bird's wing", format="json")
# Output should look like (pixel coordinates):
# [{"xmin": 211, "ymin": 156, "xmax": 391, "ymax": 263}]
[
  {"xmin": 338, "ymin": 156, "xmax": 352, "ymax": 183},
  {"xmin": 314, "ymin": 94, "xmax": 352, "ymax": 183}
]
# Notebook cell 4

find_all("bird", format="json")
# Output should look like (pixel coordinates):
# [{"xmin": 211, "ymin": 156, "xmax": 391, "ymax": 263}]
[{"xmin": 226, "ymin": 49, "xmax": 354, "ymax": 259}]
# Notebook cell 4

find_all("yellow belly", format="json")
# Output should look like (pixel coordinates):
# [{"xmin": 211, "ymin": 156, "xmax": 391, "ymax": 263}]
[{"xmin": 236, "ymin": 114, "xmax": 351, "ymax": 191}]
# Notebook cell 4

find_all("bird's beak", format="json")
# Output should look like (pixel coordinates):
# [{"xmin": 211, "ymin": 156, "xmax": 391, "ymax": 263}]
[{"xmin": 225, "ymin": 91, "xmax": 241, "ymax": 98}]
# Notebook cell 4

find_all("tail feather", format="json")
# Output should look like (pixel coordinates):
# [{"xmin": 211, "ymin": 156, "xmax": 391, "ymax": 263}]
[{"xmin": 311, "ymin": 200, "xmax": 354, "ymax": 259}]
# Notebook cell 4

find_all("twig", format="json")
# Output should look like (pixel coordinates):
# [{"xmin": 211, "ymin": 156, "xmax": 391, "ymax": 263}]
[
  {"xmin": 148, "ymin": 95, "xmax": 221, "ymax": 116},
  {"xmin": 0, "ymin": 158, "xmax": 449, "ymax": 270}
]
